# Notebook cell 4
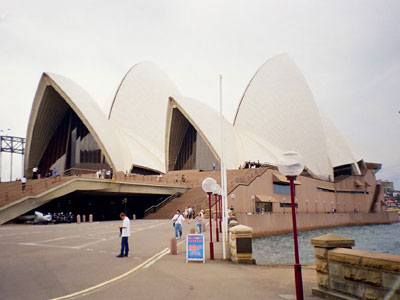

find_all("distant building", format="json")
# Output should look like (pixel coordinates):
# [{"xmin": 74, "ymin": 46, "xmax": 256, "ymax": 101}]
[{"xmin": 383, "ymin": 180, "xmax": 394, "ymax": 194}]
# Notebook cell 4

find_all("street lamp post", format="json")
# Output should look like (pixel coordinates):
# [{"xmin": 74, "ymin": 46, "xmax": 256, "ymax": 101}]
[
  {"xmin": 219, "ymin": 193, "xmax": 222, "ymax": 233},
  {"xmin": 305, "ymin": 199, "xmax": 309, "ymax": 214},
  {"xmin": 122, "ymin": 198, "xmax": 128, "ymax": 214},
  {"xmin": 278, "ymin": 151, "xmax": 304, "ymax": 300},
  {"xmin": 212, "ymin": 183, "xmax": 221, "ymax": 242},
  {"xmin": 314, "ymin": 200, "xmax": 318, "ymax": 213},
  {"xmin": 202, "ymin": 177, "xmax": 217, "ymax": 260},
  {"xmin": 323, "ymin": 200, "xmax": 326, "ymax": 213}
]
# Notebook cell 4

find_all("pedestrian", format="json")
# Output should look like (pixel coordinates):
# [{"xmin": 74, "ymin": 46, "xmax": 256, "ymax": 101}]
[
  {"xmin": 96, "ymin": 169, "xmax": 101, "ymax": 179},
  {"xmin": 172, "ymin": 209, "xmax": 187, "ymax": 239},
  {"xmin": 192, "ymin": 212, "xmax": 203, "ymax": 233},
  {"xmin": 117, "ymin": 213, "xmax": 130, "ymax": 257},
  {"xmin": 21, "ymin": 176, "xmax": 27, "ymax": 192},
  {"xmin": 213, "ymin": 162, "xmax": 216, "ymax": 171},
  {"xmin": 52, "ymin": 168, "xmax": 58, "ymax": 183},
  {"xmin": 184, "ymin": 207, "xmax": 189, "ymax": 219},
  {"xmin": 175, "ymin": 175, "xmax": 178, "ymax": 182},
  {"xmin": 181, "ymin": 174, "xmax": 185, "ymax": 182},
  {"xmin": 32, "ymin": 167, "xmax": 38, "ymax": 179},
  {"xmin": 110, "ymin": 168, "xmax": 114, "ymax": 179},
  {"xmin": 188, "ymin": 206, "xmax": 193, "ymax": 219}
]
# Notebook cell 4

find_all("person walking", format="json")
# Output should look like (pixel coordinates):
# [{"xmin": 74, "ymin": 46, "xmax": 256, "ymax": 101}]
[
  {"xmin": 117, "ymin": 213, "xmax": 130, "ymax": 257},
  {"xmin": 193, "ymin": 212, "xmax": 203, "ymax": 233},
  {"xmin": 32, "ymin": 167, "xmax": 38, "ymax": 179},
  {"xmin": 172, "ymin": 210, "xmax": 186, "ymax": 239},
  {"xmin": 21, "ymin": 176, "xmax": 27, "ymax": 192}
]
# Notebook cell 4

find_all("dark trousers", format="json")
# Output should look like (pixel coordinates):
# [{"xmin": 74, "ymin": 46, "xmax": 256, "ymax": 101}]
[{"xmin": 120, "ymin": 237, "xmax": 129, "ymax": 255}]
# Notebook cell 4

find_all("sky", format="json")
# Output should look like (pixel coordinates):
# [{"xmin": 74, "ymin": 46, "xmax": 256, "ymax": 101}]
[{"xmin": 0, "ymin": 0, "xmax": 399, "ymax": 187}]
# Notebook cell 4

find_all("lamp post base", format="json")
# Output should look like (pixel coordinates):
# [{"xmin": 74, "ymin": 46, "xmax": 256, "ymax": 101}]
[
  {"xmin": 209, "ymin": 241, "xmax": 214, "ymax": 260},
  {"xmin": 294, "ymin": 263, "xmax": 304, "ymax": 300}
]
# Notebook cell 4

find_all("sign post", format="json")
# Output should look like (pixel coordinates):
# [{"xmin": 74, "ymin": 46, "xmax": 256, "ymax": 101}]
[{"xmin": 186, "ymin": 234, "xmax": 205, "ymax": 263}]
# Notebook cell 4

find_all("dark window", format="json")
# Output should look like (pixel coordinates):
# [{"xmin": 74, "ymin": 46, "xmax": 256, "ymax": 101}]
[
  {"xmin": 255, "ymin": 202, "xmax": 272, "ymax": 213},
  {"xmin": 273, "ymin": 182, "xmax": 290, "ymax": 195},
  {"xmin": 168, "ymin": 108, "xmax": 219, "ymax": 171},
  {"xmin": 38, "ymin": 101, "xmax": 110, "ymax": 175}
]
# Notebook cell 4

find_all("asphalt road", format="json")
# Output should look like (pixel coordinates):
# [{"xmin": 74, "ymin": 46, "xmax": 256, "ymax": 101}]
[{"xmin": 0, "ymin": 220, "xmax": 320, "ymax": 300}]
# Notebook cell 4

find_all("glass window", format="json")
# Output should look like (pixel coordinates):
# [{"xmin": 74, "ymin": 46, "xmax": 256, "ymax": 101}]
[{"xmin": 273, "ymin": 183, "xmax": 290, "ymax": 195}]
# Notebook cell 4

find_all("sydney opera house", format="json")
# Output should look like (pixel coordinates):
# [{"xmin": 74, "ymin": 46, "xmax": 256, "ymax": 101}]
[
  {"xmin": 25, "ymin": 53, "xmax": 361, "ymax": 181},
  {"xmin": 1, "ymin": 52, "xmax": 394, "ymax": 228}
]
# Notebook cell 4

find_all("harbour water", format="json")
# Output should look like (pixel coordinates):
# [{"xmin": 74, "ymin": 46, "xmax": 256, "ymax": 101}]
[{"xmin": 252, "ymin": 221, "xmax": 400, "ymax": 264}]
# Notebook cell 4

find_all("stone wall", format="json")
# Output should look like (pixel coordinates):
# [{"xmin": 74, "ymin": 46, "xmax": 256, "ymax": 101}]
[
  {"xmin": 311, "ymin": 233, "xmax": 400, "ymax": 300},
  {"xmin": 236, "ymin": 212, "xmax": 399, "ymax": 238}
]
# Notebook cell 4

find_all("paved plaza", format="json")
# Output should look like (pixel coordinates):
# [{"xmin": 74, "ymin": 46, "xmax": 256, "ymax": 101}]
[{"xmin": 0, "ymin": 219, "xmax": 320, "ymax": 299}]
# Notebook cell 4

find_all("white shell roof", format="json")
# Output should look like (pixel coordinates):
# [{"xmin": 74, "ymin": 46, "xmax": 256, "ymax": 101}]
[
  {"xmin": 26, "ymin": 54, "xmax": 362, "ymax": 180},
  {"xmin": 25, "ymin": 73, "xmax": 129, "ymax": 172},
  {"xmin": 108, "ymin": 62, "xmax": 181, "ymax": 173},
  {"xmin": 233, "ymin": 53, "xmax": 333, "ymax": 179},
  {"xmin": 170, "ymin": 96, "xmax": 242, "ymax": 170},
  {"xmin": 321, "ymin": 112, "xmax": 361, "ymax": 172}
]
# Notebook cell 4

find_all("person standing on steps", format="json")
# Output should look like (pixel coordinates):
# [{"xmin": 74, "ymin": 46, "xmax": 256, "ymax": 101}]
[{"xmin": 117, "ymin": 213, "xmax": 130, "ymax": 257}]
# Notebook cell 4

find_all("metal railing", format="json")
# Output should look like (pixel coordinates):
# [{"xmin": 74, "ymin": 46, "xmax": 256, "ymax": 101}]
[{"xmin": 143, "ymin": 192, "xmax": 181, "ymax": 217}]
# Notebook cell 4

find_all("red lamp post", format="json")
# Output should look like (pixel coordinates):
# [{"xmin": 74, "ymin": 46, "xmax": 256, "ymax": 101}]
[
  {"xmin": 212, "ymin": 183, "xmax": 221, "ymax": 242},
  {"xmin": 214, "ymin": 192, "xmax": 219, "ymax": 242},
  {"xmin": 202, "ymin": 177, "xmax": 217, "ymax": 260},
  {"xmin": 207, "ymin": 192, "xmax": 214, "ymax": 259},
  {"xmin": 278, "ymin": 151, "xmax": 304, "ymax": 300},
  {"xmin": 219, "ymin": 194, "xmax": 222, "ymax": 233}
]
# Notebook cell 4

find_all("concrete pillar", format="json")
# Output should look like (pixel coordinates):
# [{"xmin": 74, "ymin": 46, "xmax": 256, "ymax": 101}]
[
  {"xmin": 310, "ymin": 233, "xmax": 355, "ymax": 290},
  {"xmin": 170, "ymin": 237, "xmax": 177, "ymax": 255},
  {"xmin": 89, "ymin": 214, "xmax": 93, "ymax": 222},
  {"xmin": 82, "ymin": 215, "xmax": 86, "ymax": 223},
  {"xmin": 229, "ymin": 224, "xmax": 255, "ymax": 264},
  {"xmin": 76, "ymin": 215, "xmax": 81, "ymax": 224}
]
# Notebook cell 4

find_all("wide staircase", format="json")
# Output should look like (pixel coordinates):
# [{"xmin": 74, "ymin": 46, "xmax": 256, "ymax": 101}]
[{"xmin": 145, "ymin": 167, "xmax": 271, "ymax": 219}]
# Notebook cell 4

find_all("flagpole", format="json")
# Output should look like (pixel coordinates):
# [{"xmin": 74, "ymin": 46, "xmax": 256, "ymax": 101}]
[{"xmin": 219, "ymin": 75, "xmax": 228, "ymax": 260}]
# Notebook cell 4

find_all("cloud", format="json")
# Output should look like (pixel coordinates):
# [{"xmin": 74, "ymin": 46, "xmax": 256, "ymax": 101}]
[{"xmin": 0, "ymin": 0, "xmax": 399, "ymax": 188}]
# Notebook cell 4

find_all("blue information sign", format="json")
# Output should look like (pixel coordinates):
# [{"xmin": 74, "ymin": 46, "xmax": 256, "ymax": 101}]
[{"xmin": 186, "ymin": 234, "xmax": 205, "ymax": 263}]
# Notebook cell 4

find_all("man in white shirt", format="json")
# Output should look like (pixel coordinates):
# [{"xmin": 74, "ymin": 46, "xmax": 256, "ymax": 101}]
[
  {"xmin": 21, "ymin": 176, "xmax": 27, "ymax": 192},
  {"xmin": 117, "ymin": 213, "xmax": 130, "ymax": 257},
  {"xmin": 172, "ymin": 209, "xmax": 186, "ymax": 239}
]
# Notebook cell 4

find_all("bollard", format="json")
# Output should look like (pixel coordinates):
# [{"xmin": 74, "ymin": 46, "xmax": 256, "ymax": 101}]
[
  {"xmin": 89, "ymin": 214, "xmax": 93, "ymax": 223},
  {"xmin": 190, "ymin": 228, "xmax": 195, "ymax": 234},
  {"xmin": 76, "ymin": 215, "xmax": 81, "ymax": 224},
  {"xmin": 170, "ymin": 237, "xmax": 177, "ymax": 255},
  {"xmin": 82, "ymin": 215, "xmax": 86, "ymax": 223},
  {"xmin": 133, "ymin": 214, "xmax": 136, "ymax": 220}
]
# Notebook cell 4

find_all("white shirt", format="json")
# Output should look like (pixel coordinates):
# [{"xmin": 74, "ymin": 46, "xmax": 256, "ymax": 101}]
[
  {"xmin": 172, "ymin": 214, "xmax": 185, "ymax": 225},
  {"xmin": 121, "ymin": 217, "xmax": 131, "ymax": 237},
  {"xmin": 21, "ymin": 177, "xmax": 27, "ymax": 184},
  {"xmin": 33, "ymin": 167, "xmax": 38, "ymax": 173}
]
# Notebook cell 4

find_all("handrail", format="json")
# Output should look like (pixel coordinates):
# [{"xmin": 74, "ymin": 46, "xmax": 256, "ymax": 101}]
[
  {"xmin": 0, "ymin": 176, "xmax": 74, "ymax": 208},
  {"xmin": 143, "ymin": 192, "xmax": 180, "ymax": 217},
  {"xmin": 228, "ymin": 167, "xmax": 270, "ymax": 194},
  {"xmin": 63, "ymin": 168, "xmax": 98, "ymax": 176}
]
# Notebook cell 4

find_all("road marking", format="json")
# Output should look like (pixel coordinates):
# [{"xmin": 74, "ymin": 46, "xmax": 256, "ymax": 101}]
[
  {"xmin": 19, "ymin": 243, "xmax": 80, "ymax": 250},
  {"xmin": 143, "ymin": 250, "xmax": 169, "ymax": 268},
  {"xmin": 49, "ymin": 247, "xmax": 170, "ymax": 300}
]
